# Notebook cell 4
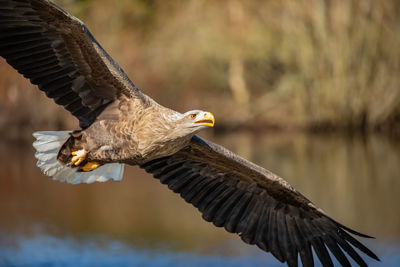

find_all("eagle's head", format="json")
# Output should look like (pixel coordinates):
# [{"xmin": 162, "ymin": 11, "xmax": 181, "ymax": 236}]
[
  {"xmin": 171, "ymin": 110, "xmax": 215, "ymax": 137},
  {"xmin": 182, "ymin": 110, "xmax": 215, "ymax": 128}
]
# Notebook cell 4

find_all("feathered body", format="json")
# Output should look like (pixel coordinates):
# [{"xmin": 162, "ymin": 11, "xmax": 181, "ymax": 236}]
[{"xmin": 58, "ymin": 95, "xmax": 196, "ymax": 167}]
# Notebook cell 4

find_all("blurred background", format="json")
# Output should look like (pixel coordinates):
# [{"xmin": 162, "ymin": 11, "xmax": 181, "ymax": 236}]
[
  {"xmin": 1, "ymin": 0, "xmax": 400, "ymax": 137},
  {"xmin": 1, "ymin": 0, "xmax": 400, "ymax": 266}
]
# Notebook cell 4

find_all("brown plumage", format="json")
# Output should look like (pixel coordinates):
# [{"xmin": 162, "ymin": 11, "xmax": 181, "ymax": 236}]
[{"xmin": 0, "ymin": 0, "xmax": 379, "ymax": 266}]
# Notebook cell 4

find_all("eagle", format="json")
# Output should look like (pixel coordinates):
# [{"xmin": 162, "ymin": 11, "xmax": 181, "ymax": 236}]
[{"xmin": 0, "ymin": 1, "xmax": 379, "ymax": 266}]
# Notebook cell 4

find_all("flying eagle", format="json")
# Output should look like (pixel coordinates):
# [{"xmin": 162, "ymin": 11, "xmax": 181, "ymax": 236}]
[{"xmin": 0, "ymin": 0, "xmax": 379, "ymax": 266}]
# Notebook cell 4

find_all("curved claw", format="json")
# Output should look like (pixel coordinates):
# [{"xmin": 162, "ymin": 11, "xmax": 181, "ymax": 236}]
[
  {"xmin": 81, "ymin": 161, "xmax": 101, "ymax": 172},
  {"xmin": 71, "ymin": 149, "xmax": 87, "ymax": 166}
]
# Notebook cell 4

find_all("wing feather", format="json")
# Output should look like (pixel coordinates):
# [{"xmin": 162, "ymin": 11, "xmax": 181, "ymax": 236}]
[
  {"xmin": 191, "ymin": 178, "xmax": 221, "ymax": 207},
  {"xmin": 203, "ymin": 186, "xmax": 236, "ymax": 223},
  {"xmin": 140, "ymin": 135, "xmax": 379, "ymax": 266},
  {"xmin": 268, "ymin": 208, "xmax": 285, "ymax": 262},
  {"xmin": 213, "ymin": 189, "xmax": 244, "ymax": 227},
  {"xmin": 167, "ymin": 169, "xmax": 194, "ymax": 192},
  {"xmin": 241, "ymin": 194, "xmax": 265, "ymax": 245},
  {"xmin": 224, "ymin": 191, "xmax": 252, "ymax": 233},
  {"xmin": 0, "ymin": 0, "xmax": 147, "ymax": 128},
  {"xmin": 286, "ymin": 213, "xmax": 314, "ymax": 267},
  {"xmin": 198, "ymin": 182, "xmax": 228, "ymax": 213},
  {"xmin": 180, "ymin": 174, "xmax": 204, "ymax": 200},
  {"xmin": 279, "ymin": 211, "xmax": 298, "ymax": 267},
  {"xmin": 255, "ymin": 203, "xmax": 270, "ymax": 251}
]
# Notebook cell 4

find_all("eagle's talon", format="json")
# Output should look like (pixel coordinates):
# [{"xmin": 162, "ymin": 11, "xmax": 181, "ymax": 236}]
[
  {"xmin": 71, "ymin": 149, "xmax": 87, "ymax": 166},
  {"xmin": 81, "ymin": 161, "xmax": 101, "ymax": 172}
]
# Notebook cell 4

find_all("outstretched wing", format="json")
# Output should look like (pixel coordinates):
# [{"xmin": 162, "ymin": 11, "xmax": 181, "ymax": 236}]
[
  {"xmin": 141, "ymin": 136, "xmax": 379, "ymax": 267},
  {"xmin": 0, "ymin": 0, "xmax": 147, "ymax": 128}
]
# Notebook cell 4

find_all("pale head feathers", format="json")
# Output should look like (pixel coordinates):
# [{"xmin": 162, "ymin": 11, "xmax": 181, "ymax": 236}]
[{"xmin": 170, "ymin": 110, "xmax": 215, "ymax": 136}]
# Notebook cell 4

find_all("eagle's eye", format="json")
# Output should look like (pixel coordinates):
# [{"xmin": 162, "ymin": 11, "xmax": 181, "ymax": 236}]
[{"xmin": 190, "ymin": 114, "xmax": 197, "ymax": 119}]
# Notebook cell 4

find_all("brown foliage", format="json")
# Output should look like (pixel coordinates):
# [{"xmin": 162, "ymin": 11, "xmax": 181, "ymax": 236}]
[{"xmin": 1, "ymin": 0, "xmax": 400, "ymax": 139}]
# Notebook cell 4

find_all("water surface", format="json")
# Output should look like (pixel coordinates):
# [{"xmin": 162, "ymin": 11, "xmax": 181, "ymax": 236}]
[{"xmin": 0, "ymin": 132, "xmax": 399, "ymax": 266}]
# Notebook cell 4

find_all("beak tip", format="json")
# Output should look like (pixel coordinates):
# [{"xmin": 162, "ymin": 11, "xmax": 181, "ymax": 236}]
[{"xmin": 193, "ymin": 111, "xmax": 215, "ymax": 127}]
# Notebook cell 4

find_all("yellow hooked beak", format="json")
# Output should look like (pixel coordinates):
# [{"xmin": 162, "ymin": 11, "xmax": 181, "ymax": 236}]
[{"xmin": 194, "ymin": 112, "xmax": 215, "ymax": 127}]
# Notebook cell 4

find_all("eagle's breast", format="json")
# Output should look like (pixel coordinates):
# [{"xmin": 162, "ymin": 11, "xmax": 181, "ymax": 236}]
[{"xmin": 80, "ymin": 101, "xmax": 190, "ymax": 164}]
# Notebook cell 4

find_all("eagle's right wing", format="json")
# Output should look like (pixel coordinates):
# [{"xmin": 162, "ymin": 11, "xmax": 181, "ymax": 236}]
[{"xmin": 0, "ymin": 0, "xmax": 148, "ymax": 128}]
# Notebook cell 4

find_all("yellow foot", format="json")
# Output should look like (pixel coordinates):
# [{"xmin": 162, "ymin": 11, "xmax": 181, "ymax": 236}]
[
  {"xmin": 81, "ymin": 161, "xmax": 101, "ymax": 172},
  {"xmin": 71, "ymin": 149, "xmax": 87, "ymax": 166}
]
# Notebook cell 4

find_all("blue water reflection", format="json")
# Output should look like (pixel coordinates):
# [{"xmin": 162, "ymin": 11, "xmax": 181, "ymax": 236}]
[
  {"xmin": 0, "ymin": 233, "xmax": 281, "ymax": 267},
  {"xmin": 1, "ymin": 133, "xmax": 400, "ymax": 266},
  {"xmin": 1, "ymin": 232, "xmax": 399, "ymax": 266}
]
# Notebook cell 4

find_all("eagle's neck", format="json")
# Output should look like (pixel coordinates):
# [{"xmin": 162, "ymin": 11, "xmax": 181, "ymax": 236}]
[{"xmin": 133, "ymin": 107, "xmax": 194, "ymax": 162}]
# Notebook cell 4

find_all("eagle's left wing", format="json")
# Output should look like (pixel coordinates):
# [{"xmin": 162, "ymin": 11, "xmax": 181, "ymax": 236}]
[{"xmin": 141, "ymin": 135, "xmax": 379, "ymax": 267}]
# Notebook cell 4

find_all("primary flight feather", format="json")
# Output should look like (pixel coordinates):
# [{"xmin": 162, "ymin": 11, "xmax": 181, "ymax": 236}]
[{"xmin": 0, "ymin": 0, "xmax": 379, "ymax": 266}]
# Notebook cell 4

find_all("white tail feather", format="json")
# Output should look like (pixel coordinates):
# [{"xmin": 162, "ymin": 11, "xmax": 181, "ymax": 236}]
[{"xmin": 33, "ymin": 131, "xmax": 124, "ymax": 184}]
